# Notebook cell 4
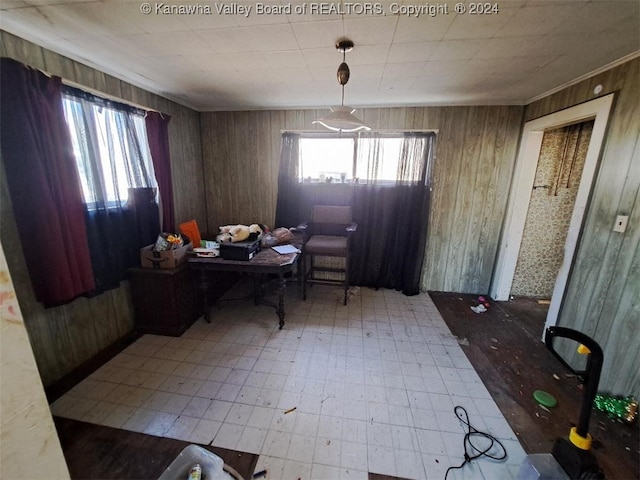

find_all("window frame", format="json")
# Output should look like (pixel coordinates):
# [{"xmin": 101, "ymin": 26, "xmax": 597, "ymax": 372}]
[
  {"xmin": 297, "ymin": 132, "xmax": 418, "ymax": 185},
  {"xmin": 61, "ymin": 86, "xmax": 158, "ymax": 210}
]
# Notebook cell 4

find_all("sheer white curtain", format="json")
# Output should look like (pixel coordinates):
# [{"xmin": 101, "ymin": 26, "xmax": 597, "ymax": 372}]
[{"xmin": 62, "ymin": 93, "xmax": 157, "ymax": 208}]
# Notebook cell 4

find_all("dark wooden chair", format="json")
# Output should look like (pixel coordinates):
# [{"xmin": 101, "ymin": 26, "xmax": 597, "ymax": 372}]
[{"xmin": 298, "ymin": 205, "xmax": 357, "ymax": 305}]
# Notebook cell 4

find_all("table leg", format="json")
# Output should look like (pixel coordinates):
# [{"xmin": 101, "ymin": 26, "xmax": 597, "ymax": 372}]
[
  {"xmin": 198, "ymin": 268, "xmax": 211, "ymax": 323},
  {"xmin": 277, "ymin": 274, "xmax": 286, "ymax": 329},
  {"xmin": 253, "ymin": 275, "xmax": 262, "ymax": 306}
]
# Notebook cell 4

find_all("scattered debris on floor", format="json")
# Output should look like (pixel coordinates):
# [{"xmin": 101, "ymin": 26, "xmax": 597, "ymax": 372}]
[
  {"xmin": 284, "ymin": 407, "xmax": 296, "ymax": 414},
  {"xmin": 593, "ymin": 394, "xmax": 638, "ymax": 424},
  {"xmin": 456, "ymin": 336, "xmax": 470, "ymax": 346},
  {"xmin": 533, "ymin": 390, "xmax": 557, "ymax": 408},
  {"xmin": 471, "ymin": 304, "xmax": 487, "ymax": 313},
  {"xmin": 471, "ymin": 295, "xmax": 491, "ymax": 313}
]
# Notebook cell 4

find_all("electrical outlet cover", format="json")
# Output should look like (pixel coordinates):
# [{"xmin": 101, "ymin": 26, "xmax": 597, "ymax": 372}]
[{"xmin": 613, "ymin": 215, "xmax": 628, "ymax": 233}]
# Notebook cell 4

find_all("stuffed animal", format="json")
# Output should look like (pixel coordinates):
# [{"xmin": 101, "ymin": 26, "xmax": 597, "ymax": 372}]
[
  {"xmin": 216, "ymin": 224, "xmax": 266, "ymax": 243},
  {"xmin": 216, "ymin": 225, "xmax": 235, "ymax": 243},
  {"xmin": 216, "ymin": 232, "xmax": 232, "ymax": 243},
  {"xmin": 248, "ymin": 223, "xmax": 265, "ymax": 240},
  {"xmin": 229, "ymin": 225, "xmax": 250, "ymax": 242}
]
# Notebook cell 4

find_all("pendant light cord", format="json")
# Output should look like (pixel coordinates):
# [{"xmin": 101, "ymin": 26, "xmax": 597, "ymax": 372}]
[
  {"xmin": 341, "ymin": 47, "xmax": 346, "ymax": 106},
  {"xmin": 341, "ymin": 0, "xmax": 345, "ymax": 107}
]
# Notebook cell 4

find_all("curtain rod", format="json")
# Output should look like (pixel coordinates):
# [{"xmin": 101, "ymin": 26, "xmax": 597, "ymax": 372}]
[
  {"xmin": 61, "ymin": 78, "xmax": 165, "ymax": 117},
  {"xmin": 8, "ymin": 57, "xmax": 164, "ymax": 116},
  {"xmin": 281, "ymin": 128, "xmax": 439, "ymax": 134}
]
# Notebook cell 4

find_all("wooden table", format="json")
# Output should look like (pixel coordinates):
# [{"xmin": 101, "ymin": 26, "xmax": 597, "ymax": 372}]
[{"xmin": 187, "ymin": 248, "xmax": 299, "ymax": 329}]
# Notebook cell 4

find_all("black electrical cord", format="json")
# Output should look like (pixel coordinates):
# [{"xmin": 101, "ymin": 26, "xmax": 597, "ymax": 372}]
[{"xmin": 444, "ymin": 405, "xmax": 508, "ymax": 480}]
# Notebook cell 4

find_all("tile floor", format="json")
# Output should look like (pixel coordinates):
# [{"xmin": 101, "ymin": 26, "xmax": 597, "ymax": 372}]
[{"xmin": 51, "ymin": 281, "xmax": 526, "ymax": 479}]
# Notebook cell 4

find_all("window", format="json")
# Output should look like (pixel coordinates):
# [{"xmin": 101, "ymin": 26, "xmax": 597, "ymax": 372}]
[
  {"xmin": 61, "ymin": 88, "xmax": 163, "ymax": 292},
  {"xmin": 298, "ymin": 134, "xmax": 410, "ymax": 184},
  {"xmin": 62, "ymin": 90, "xmax": 158, "ymax": 208},
  {"xmin": 355, "ymin": 136, "xmax": 405, "ymax": 182},
  {"xmin": 299, "ymin": 137, "xmax": 353, "ymax": 182},
  {"xmin": 276, "ymin": 131, "xmax": 435, "ymax": 294}
]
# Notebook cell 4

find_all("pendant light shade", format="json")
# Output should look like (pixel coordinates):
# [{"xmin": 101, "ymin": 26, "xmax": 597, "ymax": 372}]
[
  {"xmin": 313, "ymin": 106, "xmax": 370, "ymax": 132},
  {"xmin": 313, "ymin": 39, "xmax": 369, "ymax": 133}
]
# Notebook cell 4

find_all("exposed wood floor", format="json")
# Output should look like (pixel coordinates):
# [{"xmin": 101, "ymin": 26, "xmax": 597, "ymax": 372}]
[
  {"xmin": 54, "ymin": 416, "xmax": 258, "ymax": 479},
  {"xmin": 429, "ymin": 292, "xmax": 639, "ymax": 480}
]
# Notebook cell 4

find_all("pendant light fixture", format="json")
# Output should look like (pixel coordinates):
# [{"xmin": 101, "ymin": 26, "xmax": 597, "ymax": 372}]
[{"xmin": 313, "ymin": 39, "xmax": 370, "ymax": 132}]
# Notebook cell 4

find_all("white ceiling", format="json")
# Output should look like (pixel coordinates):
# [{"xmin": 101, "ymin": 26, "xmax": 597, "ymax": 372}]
[{"xmin": 2, "ymin": 0, "xmax": 639, "ymax": 111}]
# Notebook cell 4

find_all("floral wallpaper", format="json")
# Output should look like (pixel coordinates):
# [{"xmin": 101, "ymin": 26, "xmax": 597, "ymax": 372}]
[{"xmin": 511, "ymin": 120, "xmax": 594, "ymax": 298}]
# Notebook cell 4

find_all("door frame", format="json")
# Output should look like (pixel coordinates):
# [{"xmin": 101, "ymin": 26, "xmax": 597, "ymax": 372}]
[{"xmin": 490, "ymin": 94, "xmax": 614, "ymax": 333}]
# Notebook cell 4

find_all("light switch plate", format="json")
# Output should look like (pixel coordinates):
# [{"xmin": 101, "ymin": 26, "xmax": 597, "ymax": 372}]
[{"xmin": 613, "ymin": 215, "xmax": 628, "ymax": 233}]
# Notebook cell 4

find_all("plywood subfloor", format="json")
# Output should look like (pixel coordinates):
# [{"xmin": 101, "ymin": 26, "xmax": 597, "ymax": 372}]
[{"xmin": 429, "ymin": 292, "xmax": 639, "ymax": 480}]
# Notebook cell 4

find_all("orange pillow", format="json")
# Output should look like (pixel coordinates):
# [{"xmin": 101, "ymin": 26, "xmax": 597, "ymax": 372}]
[{"xmin": 179, "ymin": 219, "xmax": 201, "ymax": 247}]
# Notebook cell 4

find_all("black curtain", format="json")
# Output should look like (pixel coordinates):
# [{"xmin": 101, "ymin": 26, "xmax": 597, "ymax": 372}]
[
  {"xmin": 274, "ymin": 133, "xmax": 357, "ymax": 228},
  {"xmin": 275, "ymin": 133, "xmax": 302, "ymax": 229},
  {"xmin": 83, "ymin": 188, "xmax": 158, "ymax": 292},
  {"xmin": 275, "ymin": 131, "xmax": 435, "ymax": 295}
]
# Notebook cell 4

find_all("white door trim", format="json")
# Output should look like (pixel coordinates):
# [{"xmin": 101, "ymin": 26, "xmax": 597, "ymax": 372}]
[{"xmin": 490, "ymin": 94, "xmax": 615, "ymax": 332}]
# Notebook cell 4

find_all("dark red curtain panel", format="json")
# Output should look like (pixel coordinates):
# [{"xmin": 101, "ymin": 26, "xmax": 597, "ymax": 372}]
[
  {"xmin": 0, "ymin": 58, "xmax": 95, "ymax": 306},
  {"xmin": 145, "ymin": 111, "xmax": 174, "ymax": 231}
]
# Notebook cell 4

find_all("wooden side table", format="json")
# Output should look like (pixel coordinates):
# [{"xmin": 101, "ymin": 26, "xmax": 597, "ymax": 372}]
[{"xmin": 128, "ymin": 264, "xmax": 202, "ymax": 336}]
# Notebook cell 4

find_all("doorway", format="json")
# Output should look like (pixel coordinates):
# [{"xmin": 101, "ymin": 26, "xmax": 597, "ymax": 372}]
[
  {"xmin": 490, "ymin": 94, "xmax": 614, "ymax": 334},
  {"xmin": 510, "ymin": 120, "xmax": 594, "ymax": 298}
]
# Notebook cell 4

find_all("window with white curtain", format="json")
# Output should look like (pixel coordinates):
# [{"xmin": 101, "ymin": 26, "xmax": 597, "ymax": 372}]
[
  {"xmin": 298, "ymin": 134, "xmax": 410, "ymax": 184},
  {"xmin": 62, "ymin": 91, "xmax": 158, "ymax": 208}
]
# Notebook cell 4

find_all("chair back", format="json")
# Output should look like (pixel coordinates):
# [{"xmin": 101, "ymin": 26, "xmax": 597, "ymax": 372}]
[{"xmin": 311, "ymin": 205, "xmax": 352, "ymax": 237}]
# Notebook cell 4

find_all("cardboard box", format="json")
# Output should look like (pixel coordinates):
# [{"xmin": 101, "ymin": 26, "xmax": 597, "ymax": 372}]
[
  {"xmin": 219, "ymin": 239, "xmax": 260, "ymax": 261},
  {"xmin": 140, "ymin": 242, "xmax": 192, "ymax": 269}
]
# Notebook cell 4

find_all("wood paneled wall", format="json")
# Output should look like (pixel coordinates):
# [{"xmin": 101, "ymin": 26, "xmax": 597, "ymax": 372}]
[
  {"xmin": 200, "ymin": 105, "xmax": 525, "ymax": 293},
  {"xmin": 5, "ymin": 25, "xmax": 635, "ymax": 398},
  {"xmin": 526, "ymin": 59, "xmax": 639, "ymax": 396},
  {"xmin": 0, "ymin": 31, "xmax": 206, "ymax": 386}
]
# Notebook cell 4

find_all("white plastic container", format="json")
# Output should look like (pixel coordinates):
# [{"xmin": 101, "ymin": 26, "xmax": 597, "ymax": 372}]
[
  {"xmin": 158, "ymin": 445, "xmax": 234, "ymax": 480},
  {"xmin": 518, "ymin": 453, "xmax": 570, "ymax": 480}
]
